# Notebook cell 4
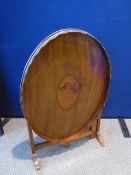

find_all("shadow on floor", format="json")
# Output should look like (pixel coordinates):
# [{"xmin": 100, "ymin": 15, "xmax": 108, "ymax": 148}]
[{"xmin": 12, "ymin": 136, "xmax": 91, "ymax": 160}]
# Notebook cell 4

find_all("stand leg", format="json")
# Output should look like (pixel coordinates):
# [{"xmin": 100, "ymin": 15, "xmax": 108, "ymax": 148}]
[
  {"xmin": 96, "ymin": 115, "xmax": 105, "ymax": 147},
  {"xmin": 96, "ymin": 131, "xmax": 105, "ymax": 147},
  {"xmin": 32, "ymin": 154, "xmax": 41, "ymax": 171},
  {"xmin": 27, "ymin": 123, "xmax": 41, "ymax": 170},
  {"xmin": 91, "ymin": 114, "xmax": 105, "ymax": 147},
  {"xmin": 91, "ymin": 118, "xmax": 97, "ymax": 138}
]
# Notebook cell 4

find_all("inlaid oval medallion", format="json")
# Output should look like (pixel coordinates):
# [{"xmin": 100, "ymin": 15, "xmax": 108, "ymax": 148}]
[{"xmin": 57, "ymin": 75, "xmax": 81, "ymax": 110}]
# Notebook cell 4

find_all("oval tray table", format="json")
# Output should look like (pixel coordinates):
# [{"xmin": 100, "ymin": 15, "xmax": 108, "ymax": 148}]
[{"xmin": 20, "ymin": 28, "xmax": 111, "ymax": 170}]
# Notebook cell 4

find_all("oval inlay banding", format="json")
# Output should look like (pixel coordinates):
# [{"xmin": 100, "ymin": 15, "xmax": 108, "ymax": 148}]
[{"xmin": 57, "ymin": 75, "xmax": 81, "ymax": 110}]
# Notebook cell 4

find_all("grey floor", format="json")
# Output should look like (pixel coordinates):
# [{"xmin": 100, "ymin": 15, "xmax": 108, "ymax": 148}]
[{"xmin": 0, "ymin": 119, "xmax": 131, "ymax": 175}]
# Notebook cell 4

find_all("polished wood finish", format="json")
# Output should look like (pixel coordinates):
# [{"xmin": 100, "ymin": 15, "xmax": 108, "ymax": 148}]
[
  {"xmin": 21, "ymin": 29, "xmax": 110, "ymax": 142},
  {"xmin": 20, "ymin": 29, "xmax": 111, "ymax": 170}
]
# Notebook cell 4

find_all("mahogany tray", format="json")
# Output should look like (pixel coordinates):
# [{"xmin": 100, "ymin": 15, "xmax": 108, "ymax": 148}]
[{"xmin": 20, "ymin": 29, "xmax": 111, "ymax": 170}]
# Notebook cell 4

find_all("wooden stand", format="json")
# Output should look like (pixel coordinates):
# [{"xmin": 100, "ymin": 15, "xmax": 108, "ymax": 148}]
[
  {"xmin": 20, "ymin": 29, "xmax": 110, "ymax": 171},
  {"xmin": 27, "ymin": 115, "xmax": 104, "ymax": 170}
]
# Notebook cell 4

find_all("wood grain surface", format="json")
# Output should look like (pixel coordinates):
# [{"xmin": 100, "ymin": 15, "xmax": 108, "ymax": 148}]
[{"xmin": 20, "ymin": 29, "xmax": 111, "ymax": 142}]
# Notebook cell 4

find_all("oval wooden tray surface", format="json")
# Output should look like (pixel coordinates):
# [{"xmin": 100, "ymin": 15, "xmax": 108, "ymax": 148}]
[{"xmin": 20, "ymin": 29, "xmax": 110, "ymax": 142}]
